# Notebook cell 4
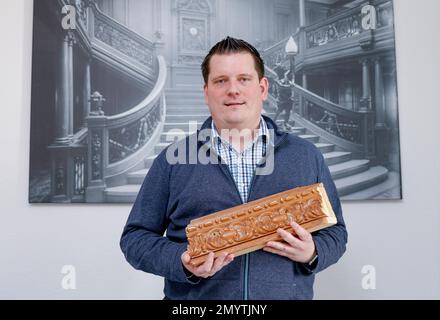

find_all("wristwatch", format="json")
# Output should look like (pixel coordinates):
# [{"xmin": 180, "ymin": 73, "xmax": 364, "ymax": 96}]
[
  {"xmin": 307, "ymin": 252, "xmax": 318, "ymax": 267},
  {"xmin": 183, "ymin": 265, "xmax": 201, "ymax": 284}
]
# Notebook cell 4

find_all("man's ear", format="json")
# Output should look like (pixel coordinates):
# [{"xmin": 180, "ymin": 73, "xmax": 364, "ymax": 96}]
[
  {"xmin": 260, "ymin": 77, "xmax": 269, "ymax": 100},
  {"xmin": 203, "ymin": 84, "xmax": 209, "ymax": 105}
]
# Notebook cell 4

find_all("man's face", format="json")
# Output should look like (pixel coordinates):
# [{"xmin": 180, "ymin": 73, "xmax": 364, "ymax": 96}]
[{"xmin": 203, "ymin": 52, "xmax": 269, "ymax": 130}]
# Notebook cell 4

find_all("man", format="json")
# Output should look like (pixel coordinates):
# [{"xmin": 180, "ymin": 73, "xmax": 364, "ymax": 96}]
[{"xmin": 120, "ymin": 37, "xmax": 347, "ymax": 300}]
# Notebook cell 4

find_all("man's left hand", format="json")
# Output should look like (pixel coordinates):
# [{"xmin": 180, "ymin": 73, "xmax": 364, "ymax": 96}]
[{"xmin": 263, "ymin": 220, "xmax": 316, "ymax": 264}]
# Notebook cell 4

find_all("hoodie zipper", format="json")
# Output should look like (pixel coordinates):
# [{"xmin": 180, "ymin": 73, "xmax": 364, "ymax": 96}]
[
  {"xmin": 211, "ymin": 130, "xmax": 288, "ymax": 300},
  {"xmin": 242, "ymin": 133, "xmax": 288, "ymax": 300},
  {"xmin": 215, "ymin": 162, "xmax": 249, "ymax": 299},
  {"xmin": 217, "ymin": 162, "xmax": 250, "ymax": 300}
]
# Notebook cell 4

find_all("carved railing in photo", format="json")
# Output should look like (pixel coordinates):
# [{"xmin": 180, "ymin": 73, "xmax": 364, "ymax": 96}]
[
  {"xmin": 262, "ymin": 0, "xmax": 395, "ymax": 73},
  {"xmin": 305, "ymin": 6, "xmax": 364, "ymax": 49},
  {"xmin": 107, "ymin": 103, "xmax": 161, "ymax": 164},
  {"xmin": 90, "ymin": 2, "xmax": 156, "ymax": 81},
  {"xmin": 85, "ymin": 55, "xmax": 167, "ymax": 202},
  {"xmin": 93, "ymin": 15, "xmax": 154, "ymax": 69},
  {"xmin": 292, "ymin": 83, "xmax": 375, "ymax": 157},
  {"xmin": 262, "ymin": 32, "xmax": 300, "ymax": 72},
  {"xmin": 48, "ymin": 127, "xmax": 88, "ymax": 203},
  {"xmin": 306, "ymin": 0, "xmax": 394, "ymax": 49},
  {"xmin": 265, "ymin": 67, "xmax": 374, "ymax": 159},
  {"xmin": 70, "ymin": 0, "xmax": 157, "ymax": 79},
  {"xmin": 303, "ymin": 0, "xmax": 394, "ymax": 61}
]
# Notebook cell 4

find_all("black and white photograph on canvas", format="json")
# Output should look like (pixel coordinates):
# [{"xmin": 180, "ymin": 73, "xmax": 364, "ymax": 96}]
[{"xmin": 29, "ymin": 0, "xmax": 401, "ymax": 203}]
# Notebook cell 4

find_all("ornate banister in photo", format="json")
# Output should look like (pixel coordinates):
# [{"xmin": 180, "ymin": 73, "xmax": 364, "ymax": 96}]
[
  {"xmin": 85, "ymin": 56, "xmax": 167, "ymax": 202},
  {"xmin": 264, "ymin": 64, "xmax": 375, "ymax": 159}
]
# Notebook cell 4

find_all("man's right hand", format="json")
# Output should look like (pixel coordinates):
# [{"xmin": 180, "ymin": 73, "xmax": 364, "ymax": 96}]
[{"xmin": 181, "ymin": 251, "xmax": 234, "ymax": 279}]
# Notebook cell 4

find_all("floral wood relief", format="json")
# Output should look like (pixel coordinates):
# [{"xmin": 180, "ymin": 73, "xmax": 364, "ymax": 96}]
[{"xmin": 186, "ymin": 183, "xmax": 337, "ymax": 266}]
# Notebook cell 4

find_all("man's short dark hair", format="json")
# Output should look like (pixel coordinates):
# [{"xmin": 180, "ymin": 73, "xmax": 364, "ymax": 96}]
[{"xmin": 201, "ymin": 36, "xmax": 265, "ymax": 84}]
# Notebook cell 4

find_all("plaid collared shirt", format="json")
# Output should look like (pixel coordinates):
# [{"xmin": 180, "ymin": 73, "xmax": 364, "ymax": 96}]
[{"xmin": 210, "ymin": 117, "xmax": 269, "ymax": 203}]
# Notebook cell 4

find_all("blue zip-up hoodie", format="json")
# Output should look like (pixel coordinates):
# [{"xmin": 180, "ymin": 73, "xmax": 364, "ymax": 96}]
[{"xmin": 120, "ymin": 115, "xmax": 347, "ymax": 300}]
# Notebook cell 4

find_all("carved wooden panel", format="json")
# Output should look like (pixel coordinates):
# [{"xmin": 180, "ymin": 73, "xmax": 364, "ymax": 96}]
[
  {"xmin": 176, "ymin": 0, "xmax": 211, "ymax": 65},
  {"xmin": 186, "ymin": 183, "xmax": 337, "ymax": 266}
]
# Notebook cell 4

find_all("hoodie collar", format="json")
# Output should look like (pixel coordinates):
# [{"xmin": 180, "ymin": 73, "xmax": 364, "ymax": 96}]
[{"xmin": 198, "ymin": 114, "xmax": 288, "ymax": 148}]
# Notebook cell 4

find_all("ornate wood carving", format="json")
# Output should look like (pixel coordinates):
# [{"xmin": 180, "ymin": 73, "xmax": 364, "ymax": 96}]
[
  {"xmin": 94, "ymin": 15, "xmax": 154, "ymax": 68},
  {"xmin": 176, "ymin": 0, "xmax": 210, "ymax": 65},
  {"xmin": 75, "ymin": 0, "xmax": 89, "ymax": 29},
  {"xmin": 91, "ymin": 132, "xmax": 102, "ymax": 180},
  {"xmin": 177, "ymin": 0, "xmax": 210, "ymax": 13},
  {"xmin": 186, "ymin": 183, "xmax": 337, "ymax": 266},
  {"xmin": 108, "ymin": 101, "xmax": 161, "ymax": 164},
  {"xmin": 182, "ymin": 18, "xmax": 206, "ymax": 51}
]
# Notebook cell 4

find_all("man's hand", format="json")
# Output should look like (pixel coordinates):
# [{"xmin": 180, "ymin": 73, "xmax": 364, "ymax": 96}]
[
  {"xmin": 263, "ymin": 220, "xmax": 316, "ymax": 263},
  {"xmin": 181, "ymin": 251, "xmax": 234, "ymax": 279}
]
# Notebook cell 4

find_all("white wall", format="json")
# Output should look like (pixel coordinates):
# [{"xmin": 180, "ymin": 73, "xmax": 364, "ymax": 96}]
[{"xmin": 1, "ymin": 0, "xmax": 439, "ymax": 299}]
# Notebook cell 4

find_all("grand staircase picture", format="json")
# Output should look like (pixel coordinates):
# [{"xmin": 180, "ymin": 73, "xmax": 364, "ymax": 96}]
[{"xmin": 29, "ymin": 0, "xmax": 401, "ymax": 203}]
